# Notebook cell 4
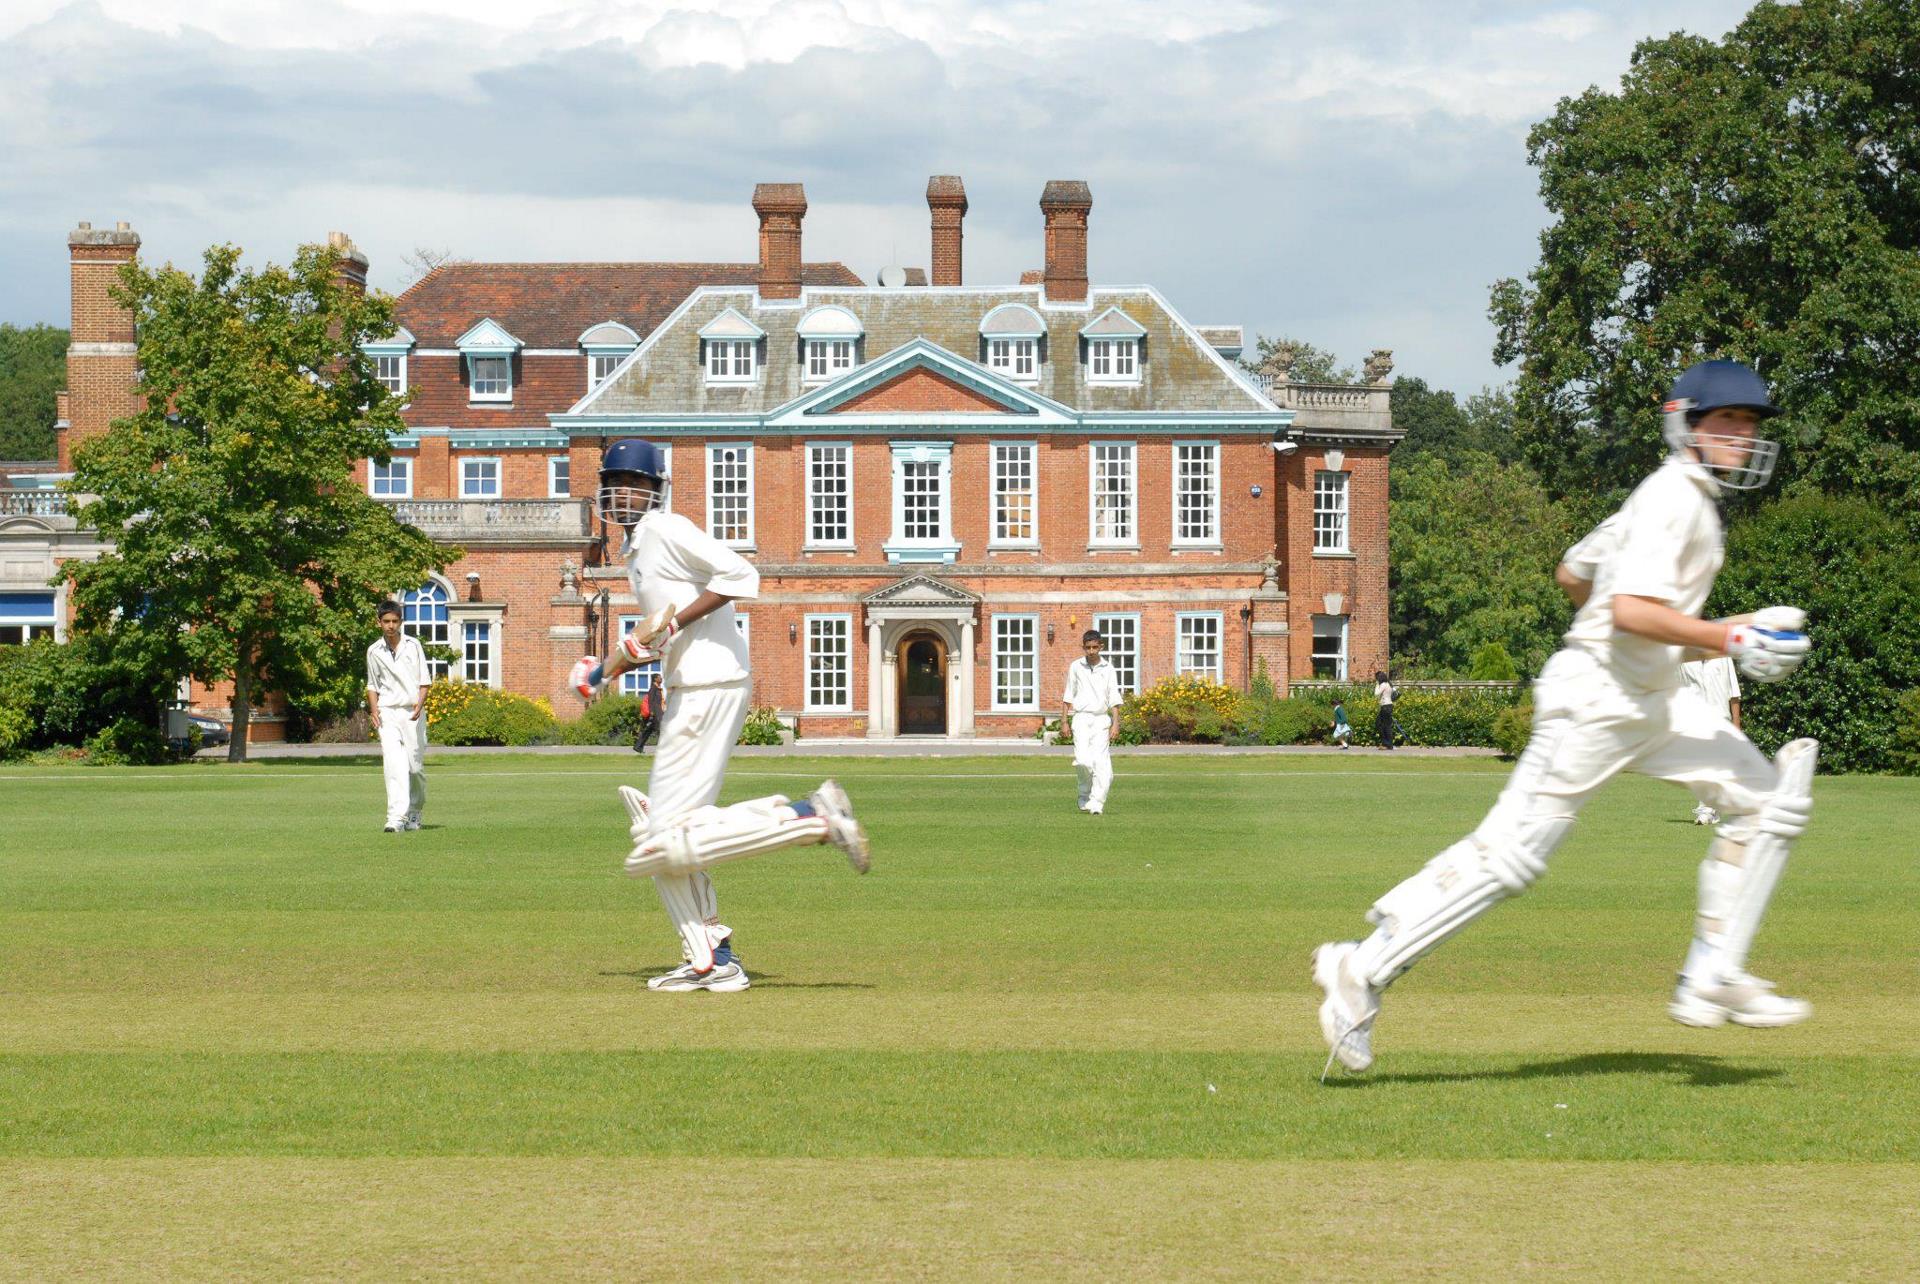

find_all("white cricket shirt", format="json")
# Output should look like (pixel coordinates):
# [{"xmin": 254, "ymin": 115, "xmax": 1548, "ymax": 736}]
[
  {"xmin": 1680, "ymin": 655, "xmax": 1741, "ymax": 711},
  {"xmin": 622, "ymin": 511, "xmax": 758, "ymax": 689},
  {"xmin": 1560, "ymin": 453, "xmax": 1725, "ymax": 693},
  {"xmin": 1063, "ymin": 657, "xmax": 1123, "ymax": 715},
  {"xmin": 365, "ymin": 634, "xmax": 429, "ymax": 709}
]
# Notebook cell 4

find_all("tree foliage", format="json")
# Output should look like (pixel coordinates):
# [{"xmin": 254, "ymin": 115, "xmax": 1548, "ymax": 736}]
[
  {"xmin": 1710, "ymin": 490, "xmax": 1920, "ymax": 773},
  {"xmin": 65, "ymin": 242, "xmax": 447, "ymax": 760},
  {"xmin": 1391, "ymin": 377, "xmax": 1520, "ymax": 466},
  {"xmin": 1490, "ymin": 0, "xmax": 1920, "ymax": 521},
  {"xmin": 1389, "ymin": 451, "xmax": 1600, "ymax": 676},
  {"xmin": 1240, "ymin": 334, "xmax": 1357, "ymax": 384},
  {"xmin": 0, "ymin": 323, "xmax": 69, "ymax": 461}
]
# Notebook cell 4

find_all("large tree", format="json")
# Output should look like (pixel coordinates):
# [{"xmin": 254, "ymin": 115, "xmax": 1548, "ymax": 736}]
[
  {"xmin": 1391, "ymin": 377, "xmax": 1520, "ymax": 466},
  {"xmin": 66, "ymin": 243, "xmax": 446, "ymax": 760},
  {"xmin": 1490, "ymin": 0, "xmax": 1920, "ymax": 519},
  {"xmin": 0, "ymin": 323, "xmax": 68, "ymax": 461}
]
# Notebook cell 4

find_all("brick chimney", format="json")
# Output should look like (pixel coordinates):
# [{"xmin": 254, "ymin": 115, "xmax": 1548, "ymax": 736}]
[
  {"xmin": 752, "ymin": 182, "xmax": 807, "ymax": 301},
  {"xmin": 62, "ymin": 220, "xmax": 142, "ymax": 469},
  {"xmin": 327, "ymin": 230, "xmax": 369, "ymax": 295},
  {"xmin": 927, "ymin": 175, "xmax": 967, "ymax": 286},
  {"xmin": 1039, "ymin": 181, "xmax": 1092, "ymax": 303}
]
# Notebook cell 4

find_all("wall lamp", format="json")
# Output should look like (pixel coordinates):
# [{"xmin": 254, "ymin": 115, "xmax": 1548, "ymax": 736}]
[
  {"xmin": 789, "ymin": 621, "xmax": 798, "ymax": 644},
  {"xmin": 1046, "ymin": 621, "xmax": 1055, "ymax": 644},
  {"xmin": 465, "ymin": 571, "xmax": 481, "ymax": 601}
]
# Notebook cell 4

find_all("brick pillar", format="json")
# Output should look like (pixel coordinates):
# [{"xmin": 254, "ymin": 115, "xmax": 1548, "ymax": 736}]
[
  {"xmin": 416, "ymin": 433, "xmax": 452, "ymax": 498},
  {"xmin": 62, "ymin": 221, "xmax": 142, "ymax": 469},
  {"xmin": 752, "ymin": 183, "xmax": 807, "ymax": 301},
  {"xmin": 1039, "ymin": 181, "xmax": 1092, "ymax": 304},
  {"xmin": 927, "ymin": 175, "xmax": 967, "ymax": 286}
]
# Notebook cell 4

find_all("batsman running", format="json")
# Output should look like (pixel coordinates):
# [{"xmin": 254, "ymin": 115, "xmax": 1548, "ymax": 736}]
[
  {"xmin": 571, "ymin": 439, "xmax": 870, "ymax": 993},
  {"xmin": 1314, "ymin": 360, "xmax": 1818, "ymax": 1074}
]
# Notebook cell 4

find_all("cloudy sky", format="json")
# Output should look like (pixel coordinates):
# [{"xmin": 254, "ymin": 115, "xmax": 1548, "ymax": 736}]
[{"xmin": 0, "ymin": 0, "xmax": 1757, "ymax": 393}]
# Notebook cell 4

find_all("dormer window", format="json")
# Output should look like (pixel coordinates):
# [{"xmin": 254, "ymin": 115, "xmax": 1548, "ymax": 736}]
[
  {"xmin": 796, "ymin": 305, "xmax": 863, "ymax": 384},
  {"xmin": 1080, "ymin": 306, "xmax": 1147, "ymax": 386},
  {"xmin": 361, "ymin": 327, "xmax": 415, "ymax": 398},
  {"xmin": 979, "ymin": 303, "xmax": 1045, "ymax": 384},
  {"xmin": 579, "ymin": 321, "xmax": 640, "ymax": 395},
  {"xmin": 698, "ymin": 307, "xmax": 765, "ymax": 385},
  {"xmin": 454, "ymin": 318, "xmax": 522, "ymax": 404}
]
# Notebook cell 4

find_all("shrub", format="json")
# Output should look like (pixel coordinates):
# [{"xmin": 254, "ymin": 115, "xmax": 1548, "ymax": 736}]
[
  {"xmin": 0, "ymin": 699, "xmax": 31, "ymax": 758},
  {"xmin": 1894, "ymin": 689, "xmax": 1920, "ymax": 777},
  {"xmin": 558, "ymin": 693, "xmax": 645, "ymax": 746},
  {"xmin": 1468, "ymin": 643, "xmax": 1520, "ymax": 682},
  {"xmin": 1492, "ymin": 702, "xmax": 1534, "ymax": 758},
  {"xmin": 0, "ymin": 634, "xmax": 174, "ymax": 755},
  {"xmin": 1293, "ymin": 683, "xmax": 1522, "ymax": 748},
  {"xmin": 309, "ymin": 709, "xmax": 374, "ymax": 744},
  {"xmin": 1249, "ymin": 697, "xmax": 1332, "ymax": 746},
  {"xmin": 427, "ymin": 681, "xmax": 557, "ymax": 746},
  {"xmin": 737, "ymin": 706, "xmax": 786, "ymax": 746},
  {"xmin": 84, "ymin": 716, "xmax": 172, "ymax": 765}
]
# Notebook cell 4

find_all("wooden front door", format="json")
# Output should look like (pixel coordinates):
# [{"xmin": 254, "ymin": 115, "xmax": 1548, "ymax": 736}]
[{"xmin": 897, "ymin": 633, "xmax": 947, "ymax": 735}]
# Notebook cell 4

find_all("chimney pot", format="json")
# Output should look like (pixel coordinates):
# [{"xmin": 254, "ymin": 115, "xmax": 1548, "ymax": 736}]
[
  {"xmin": 926, "ymin": 175, "xmax": 967, "ymax": 287},
  {"xmin": 1038, "ymin": 181, "xmax": 1092, "ymax": 303},
  {"xmin": 78, "ymin": 221, "xmax": 92, "ymax": 230},
  {"xmin": 751, "ymin": 182, "xmax": 808, "ymax": 300},
  {"xmin": 115, "ymin": 221, "xmax": 130, "ymax": 232},
  {"xmin": 327, "ymin": 230, "xmax": 370, "ymax": 294}
]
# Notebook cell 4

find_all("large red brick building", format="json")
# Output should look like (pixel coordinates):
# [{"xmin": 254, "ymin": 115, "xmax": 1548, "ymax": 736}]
[{"xmin": 5, "ymin": 178, "xmax": 1400, "ymax": 740}]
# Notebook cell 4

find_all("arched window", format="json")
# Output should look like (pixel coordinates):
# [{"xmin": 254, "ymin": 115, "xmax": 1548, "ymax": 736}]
[{"xmin": 401, "ymin": 580, "xmax": 451, "ymax": 678}]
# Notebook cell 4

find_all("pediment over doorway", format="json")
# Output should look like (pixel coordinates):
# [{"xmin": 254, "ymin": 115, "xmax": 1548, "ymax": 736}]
[{"xmin": 863, "ymin": 574, "xmax": 980, "ymax": 610}]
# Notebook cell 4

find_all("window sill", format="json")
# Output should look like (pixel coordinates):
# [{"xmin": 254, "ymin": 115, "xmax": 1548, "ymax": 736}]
[
  {"xmin": 705, "ymin": 378, "xmax": 758, "ymax": 387},
  {"xmin": 1171, "ymin": 543, "xmax": 1224, "ymax": 554},
  {"xmin": 988, "ymin": 542, "xmax": 1041, "ymax": 553},
  {"xmin": 883, "ymin": 541, "xmax": 962, "ymax": 564},
  {"xmin": 1313, "ymin": 550, "xmax": 1356, "ymax": 560},
  {"xmin": 1086, "ymin": 379, "xmax": 1142, "ymax": 388},
  {"xmin": 802, "ymin": 544, "xmax": 858, "ymax": 554},
  {"xmin": 459, "ymin": 493, "xmax": 504, "ymax": 501},
  {"xmin": 467, "ymin": 401, "xmax": 515, "ymax": 409},
  {"xmin": 1086, "ymin": 543, "xmax": 1141, "ymax": 554}
]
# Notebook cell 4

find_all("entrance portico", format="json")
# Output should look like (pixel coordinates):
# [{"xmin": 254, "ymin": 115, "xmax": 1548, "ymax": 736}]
[{"xmin": 863, "ymin": 574, "xmax": 980, "ymax": 738}]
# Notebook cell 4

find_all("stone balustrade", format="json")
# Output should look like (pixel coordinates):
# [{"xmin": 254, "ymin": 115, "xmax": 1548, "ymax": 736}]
[{"xmin": 382, "ymin": 498, "xmax": 592, "ymax": 543}]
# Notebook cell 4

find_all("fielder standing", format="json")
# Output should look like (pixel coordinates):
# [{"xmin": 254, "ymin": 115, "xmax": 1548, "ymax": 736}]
[
  {"xmin": 1314, "ymin": 360, "xmax": 1818, "ymax": 1074},
  {"xmin": 1681, "ymin": 656, "xmax": 1742, "ymax": 825},
  {"xmin": 571, "ymin": 440, "xmax": 870, "ymax": 993},
  {"xmin": 366, "ymin": 600, "xmax": 429, "ymax": 834},
  {"xmin": 1063, "ymin": 628, "xmax": 1123, "ymax": 814}
]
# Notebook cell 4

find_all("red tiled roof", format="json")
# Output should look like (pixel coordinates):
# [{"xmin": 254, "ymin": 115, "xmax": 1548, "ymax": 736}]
[{"xmin": 393, "ymin": 261, "xmax": 864, "ymax": 348}]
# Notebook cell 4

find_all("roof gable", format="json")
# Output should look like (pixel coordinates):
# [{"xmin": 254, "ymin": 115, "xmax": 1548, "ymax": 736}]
[
  {"xmin": 698, "ymin": 307, "xmax": 766, "ymax": 340},
  {"xmin": 863, "ymin": 574, "xmax": 980, "ymax": 606},
  {"xmin": 1080, "ymin": 305, "xmax": 1147, "ymax": 339},
  {"xmin": 771, "ymin": 338, "xmax": 1078, "ymax": 424},
  {"xmin": 455, "ymin": 317, "xmax": 522, "ymax": 352}
]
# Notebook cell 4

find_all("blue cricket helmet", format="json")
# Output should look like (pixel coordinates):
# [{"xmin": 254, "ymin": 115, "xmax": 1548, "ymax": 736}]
[
  {"xmin": 597, "ymin": 438, "xmax": 670, "ymax": 524},
  {"xmin": 1661, "ymin": 360, "xmax": 1781, "ymax": 491}
]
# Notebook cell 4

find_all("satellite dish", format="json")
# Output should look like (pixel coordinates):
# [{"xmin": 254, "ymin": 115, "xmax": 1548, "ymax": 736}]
[{"xmin": 876, "ymin": 265, "xmax": 907, "ymax": 288}]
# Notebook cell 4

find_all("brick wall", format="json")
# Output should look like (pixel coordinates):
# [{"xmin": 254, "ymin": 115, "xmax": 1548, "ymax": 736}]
[{"xmin": 1281, "ymin": 445, "xmax": 1390, "ymax": 682}]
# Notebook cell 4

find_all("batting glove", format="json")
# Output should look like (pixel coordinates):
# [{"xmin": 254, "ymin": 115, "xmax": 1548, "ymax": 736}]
[
  {"xmin": 569, "ymin": 655, "xmax": 606, "ymax": 700},
  {"xmin": 1726, "ymin": 610, "xmax": 1809, "ymax": 684},
  {"xmin": 632, "ymin": 604, "xmax": 679, "ymax": 650},
  {"xmin": 617, "ymin": 632, "xmax": 658, "ymax": 665}
]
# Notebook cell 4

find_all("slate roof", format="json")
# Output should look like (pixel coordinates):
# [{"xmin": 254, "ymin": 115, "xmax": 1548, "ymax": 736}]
[
  {"xmin": 577, "ymin": 286, "xmax": 1276, "ymax": 417},
  {"xmin": 393, "ymin": 261, "xmax": 864, "ymax": 348}
]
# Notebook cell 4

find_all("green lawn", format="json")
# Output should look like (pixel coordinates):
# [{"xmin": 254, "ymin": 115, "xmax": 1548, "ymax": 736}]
[{"xmin": 2, "ymin": 753, "xmax": 1916, "ymax": 1279}]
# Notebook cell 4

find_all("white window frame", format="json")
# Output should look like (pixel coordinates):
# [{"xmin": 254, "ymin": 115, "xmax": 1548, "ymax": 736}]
[
  {"xmin": 705, "ymin": 338, "xmax": 757, "ymax": 384},
  {"xmin": 1311, "ymin": 613, "xmax": 1349, "ymax": 681},
  {"xmin": 705, "ymin": 443, "xmax": 754, "ymax": 548},
  {"xmin": 1314, "ymin": 470, "xmax": 1351, "ymax": 554},
  {"xmin": 459, "ymin": 457, "xmax": 502, "ymax": 499},
  {"xmin": 374, "ymin": 353, "xmax": 407, "ymax": 396},
  {"xmin": 0, "ymin": 591, "xmax": 59, "ymax": 646},
  {"xmin": 1173, "ymin": 441, "xmax": 1221, "ymax": 547},
  {"xmin": 401, "ymin": 580, "xmax": 452, "ymax": 679},
  {"xmin": 460, "ymin": 618, "xmax": 494, "ymax": 687},
  {"xmin": 805, "ymin": 613, "xmax": 853, "ymax": 712},
  {"xmin": 1088, "ymin": 441, "xmax": 1138, "ymax": 548},
  {"xmin": 616, "ymin": 615, "xmax": 663, "ymax": 695},
  {"xmin": 986, "ymin": 338, "xmax": 1038, "ymax": 382},
  {"xmin": 991, "ymin": 614, "xmax": 1040, "ymax": 712},
  {"xmin": 1092, "ymin": 612, "xmax": 1141, "ymax": 697},
  {"xmin": 368, "ymin": 456, "xmax": 412, "ymax": 499},
  {"xmin": 805, "ymin": 441, "xmax": 854, "ymax": 549},
  {"xmin": 1176, "ymin": 612, "xmax": 1224, "ymax": 682},
  {"xmin": 884, "ymin": 441, "xmax": 958, "ymax": 561},
  {"xmin": 990, "ymin": 441, "xmax": 1039, "ymax": 548},
  {"xmin": 548, "ymin": 455, "xmax": 571, "ymax": 498},
  {"xmin": 587, "ymin": 351, "xmax": 627, "ymax": 394},
  {"xmin": 468, "ymin": 355, "xmax": 511, "ymax": 402},
  {"xmin": 1088, "ymin": 338, "xmax": 1139, "ymax": 385},
  {"xmin": 804, "ymin": 338, "xmax": 856, "ymax": 383}
]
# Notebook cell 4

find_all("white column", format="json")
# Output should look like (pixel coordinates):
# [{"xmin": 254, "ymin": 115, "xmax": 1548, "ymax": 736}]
[
  {"xmin": 866, "ymin": 617, "xmax": 884, "ymax": 738},
  {"xmin": 880, "ymin": 635, "xmax": 898, "ymax": 736},
  {"xmin": 957, "ymin": 614, "xmax": 976, "ymax": 737}
]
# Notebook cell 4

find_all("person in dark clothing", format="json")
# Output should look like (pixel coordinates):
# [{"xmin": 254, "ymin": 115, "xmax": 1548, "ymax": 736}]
[
  {"xmin": 1373, "ymin": 670, "xmax": 1397, "ymax": 750},
  {"xmin": 633, "ymin": 682, "xmax": 663, "ymax": 754}
]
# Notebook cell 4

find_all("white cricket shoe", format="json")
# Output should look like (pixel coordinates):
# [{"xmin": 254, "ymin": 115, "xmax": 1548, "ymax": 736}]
[
  {"xmin": 1313, "ymin": 941, "xmax": 1381, "ymax": 1075},
  {"xmin": 1691, "ymin": 803, "xmax": 1720, "ymax": 826},
  {"xmin": 1669, "ymin": 971, "xmax": 1811, "ymax": 1028},
  {"xmin": 811, "ymin": 779, "xmax": 870, "ymax": 874},
  {"xmin": 403, "ymin": 811, "xmax": 422, "ymax": 831},
  {"xmin": 652, "ymin": 961, "xmax": 750, "ymax": 993},
  {"xmin": 647, "ymin": 960, "xmax": 699, "ymax": 991},
  {"xmin": 383, "ymin": 822, "xmax": 402, "ymax": 834}
]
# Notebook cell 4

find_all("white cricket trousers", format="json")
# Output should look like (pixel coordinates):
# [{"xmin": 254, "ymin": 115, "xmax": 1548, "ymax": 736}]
[
  {"xmin": 376, "ymin": 711, "xmax": 426, "ymax": 826},
  {"xmin": 641, "ymin": 680, "xmax": 824, "ymax": 969},
  {"xmin": 1072, "ymin": 712, "xmax": 1114, "ymax": 811}
]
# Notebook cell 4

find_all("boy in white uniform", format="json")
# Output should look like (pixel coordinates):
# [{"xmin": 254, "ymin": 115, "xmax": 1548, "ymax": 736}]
[
  {"xmin": 365, "ymin": 600, "xmax": 429, "ymax": 833},
  {"xmin": 1314, "ymin": 360, "xmax": 1818, "ymax": 1074},
  {"xmin": 570, "ymin": 440, "xmax": 870, "ymax": 993},
  {"xmin": 1063, "ymin": 629, "xmax": 1123, "ymax": 814}
]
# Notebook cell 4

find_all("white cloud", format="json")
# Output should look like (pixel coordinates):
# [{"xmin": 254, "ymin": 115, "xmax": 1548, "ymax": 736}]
[{"xmin": 0, "ymin": 0, "xmax": 1761, "ymax": 392}]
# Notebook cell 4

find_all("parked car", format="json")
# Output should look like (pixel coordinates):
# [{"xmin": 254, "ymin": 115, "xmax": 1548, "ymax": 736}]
[{"xmin": 166, "ymin": 709, "xmax": 230, "ymax": 751}]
